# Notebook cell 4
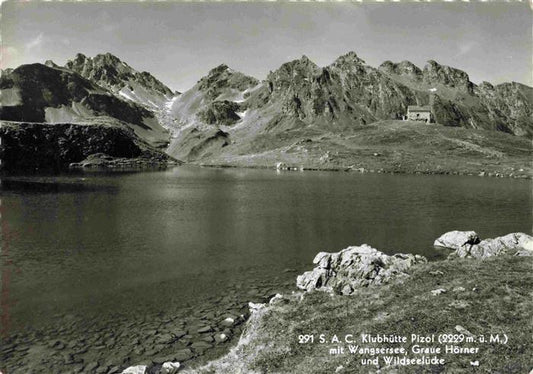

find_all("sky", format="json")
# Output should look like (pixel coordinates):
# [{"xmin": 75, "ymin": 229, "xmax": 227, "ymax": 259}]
[{"xmin": 1, "ymin": 1, "xmax": 531, "ymax": 92}]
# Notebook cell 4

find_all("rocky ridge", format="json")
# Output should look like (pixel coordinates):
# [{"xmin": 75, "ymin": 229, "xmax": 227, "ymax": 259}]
[
  {"xmin": 65, "ymin": 53, "xmax": 176, "ymax": 109},
  {"xmin": 163, "ymin": 51, "xmax": 532, "ymax": 166},
  {"xmin": 0, "ymin": 61, "xmax": 171, "ymax": 149}
]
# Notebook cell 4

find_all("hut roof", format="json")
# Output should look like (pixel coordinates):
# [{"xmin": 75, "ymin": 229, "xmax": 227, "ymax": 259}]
[{"xmin": 408, "ymin": 105, "xmax": 431, "ymax": 112}]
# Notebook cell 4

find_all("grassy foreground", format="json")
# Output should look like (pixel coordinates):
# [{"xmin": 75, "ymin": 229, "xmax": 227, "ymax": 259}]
[{"xmin": 189, "ymin": 255, "xmax": 533, "ymax": 373}]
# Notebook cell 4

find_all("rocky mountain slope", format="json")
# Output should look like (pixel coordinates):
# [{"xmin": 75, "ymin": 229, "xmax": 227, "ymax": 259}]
[
  {"xmin": 1, "ymin": 56, "xmax": 171, "ymax": 149},
  {"xmin": 164, "ymin": 64, "xmax": 259, "ymax": 160},
  {"xmin": 65, "ymin": 53, "xmax": 176, "ymax": 109},
  {"xmin": 1, "ymin": 51, "xmax": 531, "ymax": 174},
  {"xmin": 163, "ymin": 52, "xmax": 532, "ymax": 169}
]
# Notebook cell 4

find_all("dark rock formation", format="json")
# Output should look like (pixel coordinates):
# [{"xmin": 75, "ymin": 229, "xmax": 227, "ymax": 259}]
[
  {"xmin": 0, "ymin": 121, "xmax": 174, "ymax": 172},
  {"xmin": 198, "ymin": 101, "xmax": 241, "ymax": 126}
]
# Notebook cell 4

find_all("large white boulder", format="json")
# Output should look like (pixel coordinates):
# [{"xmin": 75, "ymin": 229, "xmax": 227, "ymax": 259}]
[
  {"xmin": 159, "ymin": 361, "xmax": 181, "ymax": 374},
  {"xmin": 122, "ymin": 365, "xmax": 148, "ymax": 374},
  {"xmin": 434, "ymin": 231, "xmax": 480, "ymax": 250},
  {"xmin": 452, "ymin": 232, "xmax": 533, "ymax": 258}
]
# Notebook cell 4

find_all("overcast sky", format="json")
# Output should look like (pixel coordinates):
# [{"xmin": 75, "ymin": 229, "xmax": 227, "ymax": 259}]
[{"xmin": 2, "ymin": 2, "xmax": 531, "ymax": 92}]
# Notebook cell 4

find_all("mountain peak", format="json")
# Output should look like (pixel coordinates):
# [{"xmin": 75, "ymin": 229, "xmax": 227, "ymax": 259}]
[
  {"xmin": 423, "ymin": 60, "xmax": 472, "ymax": 92},
  {"xmin": 63, "ymin": 52, "xmax": 174, "ymax": 106},
  {"xmin": 379, "ymin": 60, "xmax": 422, "ymax": 79},
  {"xmin": 207, "ymin": 64, "xmax": 231, "ymax": 77},
  {"xmin": 94, "ymin": 52, "xmax": 125, "ymax": 66},
  {"xmin": 44, "ymin": 60, "xmax": 59, "ymax": 68},
  {"xmin": 332, "ymin": 51, "xmax": 366, "ymax": 67}
]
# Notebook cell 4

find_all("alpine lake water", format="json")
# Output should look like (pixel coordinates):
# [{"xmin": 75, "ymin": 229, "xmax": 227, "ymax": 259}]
[{"xmin": 1, "ymin": 166, "xmax": 531, "ymax": 373}]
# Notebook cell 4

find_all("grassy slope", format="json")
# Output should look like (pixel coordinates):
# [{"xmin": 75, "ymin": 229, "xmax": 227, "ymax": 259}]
[
  {"xmin": 191, "ymin": 255, "xmax": 533, "ymax": 373},
  {"xmin": 201, "ymin": 121, "xmax": 532, "ymax": 178}
]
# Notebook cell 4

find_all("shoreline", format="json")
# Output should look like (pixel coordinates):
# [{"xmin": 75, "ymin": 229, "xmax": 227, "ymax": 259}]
[
  {"xmin": 183, "ymin": 231, "xmax": 533, "ymax": 374},
  {"xmin": 197, "ymin": 162, "xmax": 532, "ymax": 180}
]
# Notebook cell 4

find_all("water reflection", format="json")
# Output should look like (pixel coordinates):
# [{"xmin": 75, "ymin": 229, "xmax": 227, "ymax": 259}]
[{"xmin": 1, "ymin": 167, "xmax": 531, "ymax": 330}]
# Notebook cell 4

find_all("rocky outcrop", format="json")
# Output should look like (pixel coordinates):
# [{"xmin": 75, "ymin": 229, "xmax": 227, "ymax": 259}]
[
  {"xmin": 435, "ymin": 230, "xmax": 533, "ymax": 258},
  {"xmin": 296, "ymin": 244, "xmax": 427, "ymax": 295},
  {"xmin": 69, "ymin": 152, "xmax": 175, "ymax": 169},
  {"xmin": 198, "ymin": 101, "xmax": 241, "ymax": 126},
  {"xmin": 434, "ymin": 230, "xmax": 481, "ymax": 250},
  {"xmin": 422, "ymin": 60, "xmax": 474, "ymax": 94},
  {"xmin": 196, "ymin": 64, "xmax": 259, "ymax": 101},
  {"xmin": 0, "ymin": 120, "xmax": 176, "ymax": 172},
  {"xmin": 379, "ymin": 60, "xmax": 422, "ymax": 81}
]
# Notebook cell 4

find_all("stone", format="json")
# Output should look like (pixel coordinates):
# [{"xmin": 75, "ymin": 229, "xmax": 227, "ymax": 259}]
[
  {"xmin": 171, "ymin": 330, "xmax": 187, "ymax": 340},
  {"xmin": 159, "ymin": 362, "xmax": 181, "ymax": 374},
  {"xmin": 433, "ymin": 231, "xmax": 480, "ymax": 251},
  {"xmin": 196, "ymin": 326, "xmax": 213, "ymax": 334},
  {"xmin": 214, "ymin": 333, "xmax": 228, "ymax": 343},
  {"xmin": 157, "ymin": 333, "xmax": 175, "ymax": 344},
  {"xmin": 431, "ymin": 288, "xmax": 447, "ymax": 296},
  {"xmin": 268, "ymin": 293, "xmax": 285, "ymax": 305},
  {"xmin": 201, "ymin": 335, "xmax": 214, "ymax": 343},
  {"xmin": 121, "ymin": 365, "xmax": 148, "ymax": 374},
  {"xmin": 191, "ymin": 341, "xmax": 213, "ymax": 349},
  {"xmin": 448, "ymin": 232, "xmax": 533, "ymax": 259},
  {"xmin": 455, "ymin": 325, "xmax": 474, "ymax": 337},
  {"xmin": 220, "ymin": 317, "xmax": 236, "ymax": 327},
  {"xmin": 174, "ymin": 348, "xmax": 193, "ymax": 361},
  {"xmin": 296, "ymin": 244, "xmax": 427, "ymax": 294}
]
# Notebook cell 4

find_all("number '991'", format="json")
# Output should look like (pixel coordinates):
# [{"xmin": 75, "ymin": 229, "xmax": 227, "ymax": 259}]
[{"xmin": 298, "ymin": 335, "xmax": 315, "ymax": 344}]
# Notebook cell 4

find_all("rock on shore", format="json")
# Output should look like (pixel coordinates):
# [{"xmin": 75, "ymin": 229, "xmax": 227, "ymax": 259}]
[
  {"xmin": 296, "ymin": 244, "xmax": 427, "ymax": 295},
  {"xmin": 434, "ymin": 231, "xmax": 533, "ymax": 258}
]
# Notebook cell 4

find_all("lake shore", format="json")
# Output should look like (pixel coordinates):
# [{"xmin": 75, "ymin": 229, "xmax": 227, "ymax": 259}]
[
  {"xmin": 184, "ymin": 232, "xmax": 533, "ymax": 374},
  {"xmin": 199, "ymin": 161, "xmax": 531, "ymax": 180},
  {"xmin": 194, "ymin": 121, "xmax": 532, "ymax": 180},
  {"xmin": 1, "ymin": 167, "xmax": 530, "ymax": 374}
]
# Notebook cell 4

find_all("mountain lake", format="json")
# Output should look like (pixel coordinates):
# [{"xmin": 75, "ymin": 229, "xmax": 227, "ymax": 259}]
[{"xmin": 0, "ymin": 166, "xmax": 531, "ymax": 372}]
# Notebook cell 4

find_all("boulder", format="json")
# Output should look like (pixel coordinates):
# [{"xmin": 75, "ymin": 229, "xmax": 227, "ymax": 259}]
[
  {"xmin": 159, "ymin": 362, "xmax": 181, "ymax": 374},
  {"xmin": 296, "ymin": 244, "xmax": 427, "ymax": 295},
  {"xmin": 219, "ymin": 317, "xmax": 236, "ymax": 327},
  {"xmin": 214, "ymin": 333, "xmax": 228, "ymax": 343},
  {"xmin": 121, "ymin": 365, "xmax": 148, "ymax": 374},
  {"xmin": 433, "ymin": 231, "xmax": 480, "ymax": 251},
  {"xmin": 449, "ymin": 232, "xmax": 533, "ymax": 259}
]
